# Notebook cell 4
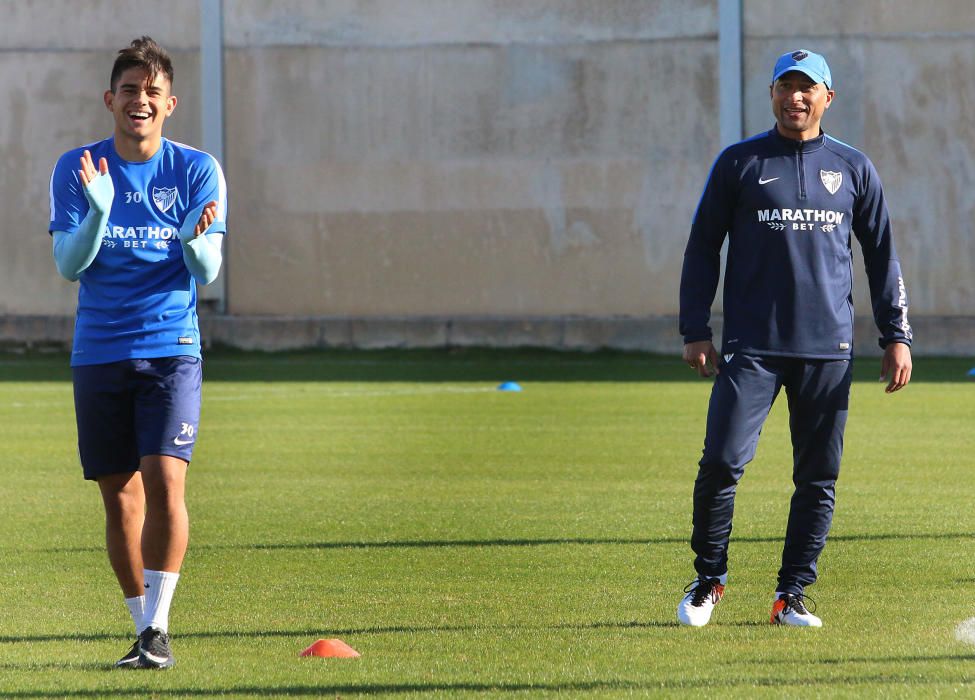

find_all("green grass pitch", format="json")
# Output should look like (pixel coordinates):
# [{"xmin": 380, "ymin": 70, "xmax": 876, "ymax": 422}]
[{"xmin": 1, "ymin": 349, "xmax": 974, "ymax": 697}]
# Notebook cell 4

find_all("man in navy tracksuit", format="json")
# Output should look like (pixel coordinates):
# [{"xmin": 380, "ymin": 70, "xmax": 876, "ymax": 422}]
[{"xmin": 676, "ymin": 50, "xmax": 913, "ymax": 627}]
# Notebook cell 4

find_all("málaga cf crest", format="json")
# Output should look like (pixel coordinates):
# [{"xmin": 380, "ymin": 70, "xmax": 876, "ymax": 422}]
[
  {"xmin": 819, "ymin": 170, "xmax": 842, "ymax": 195},
  {"xmin": 152, "ymin": 186, "xmax": 178, "ymax": 213}
]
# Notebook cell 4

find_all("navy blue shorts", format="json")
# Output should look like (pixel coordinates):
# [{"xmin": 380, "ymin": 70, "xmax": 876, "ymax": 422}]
[{"xmin": 72, "ymin": 356, "xmax": 202, "ymax": 480}]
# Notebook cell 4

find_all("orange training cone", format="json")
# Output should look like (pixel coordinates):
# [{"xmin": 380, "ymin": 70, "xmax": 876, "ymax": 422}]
[{"xmin": 300, "ymin": 638, "xmax": 361, "ymax": 658}]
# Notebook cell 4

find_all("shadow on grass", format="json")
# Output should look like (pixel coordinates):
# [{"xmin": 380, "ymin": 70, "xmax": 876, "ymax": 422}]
[
  {"xmin": 1, "ymin": 349, "xmax": 971, "ymax": 383},
  {"xmin": 815, "ymin": 653, "xmax": 975, "ymax": 665},
  {"xmin": 0, "ymin": 661, "xmax": 108, "ymax": 672},
  {"xmin": 0, "ymin": 633, "xmax": 124, "ymax": 644},
  {"xmin": 0, "ymin": 619, "xmax": 679, "ymax": 646},
  {"xmin": 239, "ymin": 531, "xmax": 975, "ymax": 550},
  {"xmin": 0, "ymin": 682, "xmax": 679, "ymax": 698},
  {"xmin": 4, "ymin": 625, "xmax": 975, "ymax": 696},
  {"xmin": 3, "ymin": 669, "xmax": 975, "ymax": 698},
  {"xmin": 33, "ymin": 530, "xmax": 975, "ymax": 555}
]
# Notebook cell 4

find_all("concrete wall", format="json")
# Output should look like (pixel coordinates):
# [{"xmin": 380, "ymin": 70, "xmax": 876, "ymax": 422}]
[
  {"xmin": 1, "ymin": 1, "xmax": 972, "ymax": 353},
  {"xmin": 222, "ymin": 0, "xmax": 717, "ymax": 317},
  {"xmin": 0, "ymin": 0, "xmax": 203, "ymax": 316},
  {"xmin": 744, "ymin": 0, "xmax": 975, "ymax": 322}
]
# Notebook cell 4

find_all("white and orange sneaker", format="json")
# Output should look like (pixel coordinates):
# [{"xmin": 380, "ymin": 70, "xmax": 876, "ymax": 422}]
[
  {"xmin": 770, "ymin": 592, "xmax": 822, "ymax": 627},
  {"xmin": 677, "ymin": 577, "xmax": 725, "ymax": 627}
]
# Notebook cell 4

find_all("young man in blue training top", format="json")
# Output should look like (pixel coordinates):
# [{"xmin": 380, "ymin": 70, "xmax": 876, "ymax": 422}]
[
  {"xmin": 49, "ymin": 36, "xmax": 227, "ymax": 668},
  {"xmin": 676, "ymin": 50, "xmax": 912, "ymax": 627}
]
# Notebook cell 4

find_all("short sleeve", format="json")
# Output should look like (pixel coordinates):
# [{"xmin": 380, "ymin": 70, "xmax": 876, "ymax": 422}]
[
  {"xmin": 49, "ymin": 152, "xmax": 88, "ymax": 234},
  {"xmin": 187, "ymin": 154, "xmax": 228, "ymax": 235}
]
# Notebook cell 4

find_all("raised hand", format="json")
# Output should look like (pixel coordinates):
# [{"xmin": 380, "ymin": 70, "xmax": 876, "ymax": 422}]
[
  {"xmin": 178, "ymin": 201, "xmax": 218, "ymax": 242},
  {"xmin": 193, "ymin": 202, "xmax": 218, "ymax": 238},
  {"xmin": 78, "ymin": 150, "xmax": 114, "ymax": 215}
]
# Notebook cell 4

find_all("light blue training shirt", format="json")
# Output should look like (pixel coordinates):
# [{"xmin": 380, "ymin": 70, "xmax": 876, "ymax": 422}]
[{"xmin": 49, "ymin": 136, "xmax": 228, "ymax": 366}]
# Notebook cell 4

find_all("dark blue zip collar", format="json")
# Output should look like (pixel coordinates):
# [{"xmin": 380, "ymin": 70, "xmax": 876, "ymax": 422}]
[{"xmin": 768, "ymin": 127, "xmax": 826, "ymax": 153}]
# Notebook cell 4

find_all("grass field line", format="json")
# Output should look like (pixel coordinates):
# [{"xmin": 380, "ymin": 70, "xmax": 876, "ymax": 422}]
[
  {"xmin": 2, "ymin": 385, "xmax": 499, "ymax": 407},
  {"xmin": 956, "ymin": 618, "xmax": 975, "ymax": 646},
  {"xmin": 204, "ymin": 357, "xmax": 635, "ymax": 367},
  {"xmin": 7, "ymin": 400, "xmax": 65, "ymax": 408},
  {"xmin": 0, "ymin": 384, "xmax": 68, "ymax": 393},
  {"xmin": 205, "ymin": 385, "xmax": 499, "ymax": 401}
]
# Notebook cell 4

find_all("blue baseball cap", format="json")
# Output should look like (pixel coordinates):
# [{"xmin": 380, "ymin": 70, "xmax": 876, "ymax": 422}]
[{"xmin": 772, "ymin": 49, "xmax": 832, "ymax": 89}]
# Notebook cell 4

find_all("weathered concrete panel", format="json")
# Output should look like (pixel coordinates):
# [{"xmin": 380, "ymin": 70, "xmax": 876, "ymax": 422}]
[
  {"xmin": 562, "ymin": 316, "xmax": 679, "ymax": 352},
  {"xmin": 224, "ymin": 40, "xmax": 716, "ymax": 160},
  {"xmin": 0, "ymin": 1, "xmax": 200, "ymax": 50},
  {"xmin": 448, "ymin": 318, "xmax": 565, "ymax": 348},
  {"xmin": 0, "ymin": 20, "xmax": 204, "ymax": 316},
  {"xmin": 860, "ymin": 40, "xmax": 975, "ymax": 316},
  {"xmin": 350, "ymin": 318, "xmax": 448, "ymax": 348},
  {"xmin": 0, "ymin": 51, "xmax": 105, "ymax": 315},
  {"xmin": 227, "ymin": 0, "xmax": 716, "ymax": 46},
  {"xmin": 745, "ymin": 0, "xmax": 975, "ymax": 37},
  {"xmin": 3, "ymin": 1, "xmax": 972, "ymax": 354},
  {"xmin": 203, "ymin": 315, "xmax": 339, "ymax": 351},
  {"xmin": 0, "ymin": 314, "xmax": 73, "ymax": 349},
  {"xmin": 9, "ymin": 314, "xmax": 964, "ymax": 357},
  {"xmin": 225, "ymin": 38, "xmax": 718, "ymax": 316}
]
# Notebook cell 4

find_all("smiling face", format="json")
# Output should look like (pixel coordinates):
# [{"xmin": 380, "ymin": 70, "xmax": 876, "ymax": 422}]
[
  {"xmin": 104, "ymin": 67, "xmax": 177, "ymax": 160},
  {"xmin": 770, "ymin": 71, "xmax": 833, "ymax": 141}
]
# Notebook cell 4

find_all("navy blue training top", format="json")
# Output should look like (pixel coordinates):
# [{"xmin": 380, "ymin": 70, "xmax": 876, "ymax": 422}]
[{"xmin": 679, "ymin": 128, "xmax": 912, "ymax": 359}]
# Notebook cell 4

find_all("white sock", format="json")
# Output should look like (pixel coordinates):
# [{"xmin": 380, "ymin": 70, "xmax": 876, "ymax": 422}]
[
  {"xmin": 142, "ymin": 569, "xmax": 180, "ymax": 633},
  {"xmin": 125, "ymin": 595, "xmax": 145, "ymax": 634}
]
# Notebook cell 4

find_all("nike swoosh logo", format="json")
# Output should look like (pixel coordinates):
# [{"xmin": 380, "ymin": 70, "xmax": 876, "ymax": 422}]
[
  {"xmin": 139, "ymin": 647, "xmax": 170, "ymax": 664},
  {"xmin": 758, "ymin": 177, "xmax": 779, "ymax": 185},
  {"xmin": 173, "ymin": 437, "xmax": 194, "ymax": 446}
]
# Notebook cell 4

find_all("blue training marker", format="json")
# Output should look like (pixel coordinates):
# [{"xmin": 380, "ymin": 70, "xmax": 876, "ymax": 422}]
[
  {"xmin": 497, "ymin": 381, "xmax": 522, "ymax": 392},
  {"xmin": 968, "ymin": 368, "xmax": 975, "ymax": 378}
]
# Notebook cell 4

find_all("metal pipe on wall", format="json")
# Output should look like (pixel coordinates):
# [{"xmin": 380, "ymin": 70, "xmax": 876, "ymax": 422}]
[
  {"xmin": 719, "ymin": 0, "xmax": 743, "ymax": 147},
  {"xmin": 200, "ymin": 0, "xmax": 227, "ymax": 313}
]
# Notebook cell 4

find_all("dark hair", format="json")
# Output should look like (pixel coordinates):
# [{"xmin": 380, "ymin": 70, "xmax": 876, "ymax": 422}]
[{"xmin": 110, "ymin": 36, "xmax": 174, "ymax": 92}]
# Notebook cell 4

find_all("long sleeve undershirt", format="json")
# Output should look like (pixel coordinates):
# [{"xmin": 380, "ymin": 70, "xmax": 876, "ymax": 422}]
[{"xmin": 53, "ymin": 220, "xmax": 224, "ymax": 286}]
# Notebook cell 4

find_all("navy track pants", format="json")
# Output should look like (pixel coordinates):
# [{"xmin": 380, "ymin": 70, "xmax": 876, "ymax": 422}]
[{"xmin": 691, "ymin": 353, "xmax": 852, "ymax": 594}]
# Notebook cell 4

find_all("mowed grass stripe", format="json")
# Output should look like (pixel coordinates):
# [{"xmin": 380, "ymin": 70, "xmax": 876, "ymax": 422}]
[{"xmin": 0, "ymin": 350, "xmax": 973, "ymax": 697}]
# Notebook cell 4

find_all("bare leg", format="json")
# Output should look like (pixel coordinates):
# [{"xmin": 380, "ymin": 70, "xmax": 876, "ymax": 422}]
[
  {"xmin": 140, "ymin": 455, "xmax": 189, "ymax": 572},
  {"xmin": 97, "ymin": 471, "xmax": 146, "ymax": 597}
]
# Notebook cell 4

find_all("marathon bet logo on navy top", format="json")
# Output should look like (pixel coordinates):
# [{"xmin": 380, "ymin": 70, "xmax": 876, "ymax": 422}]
[{"xmin": 680, "ymin": 128, "xmax": 911, "ymax": 359}]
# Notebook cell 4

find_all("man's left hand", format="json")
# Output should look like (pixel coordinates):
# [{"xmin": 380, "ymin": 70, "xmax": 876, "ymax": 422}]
[{"xmin": 880, "ymin": 341, "xmax": 912, "ymax": 393}]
